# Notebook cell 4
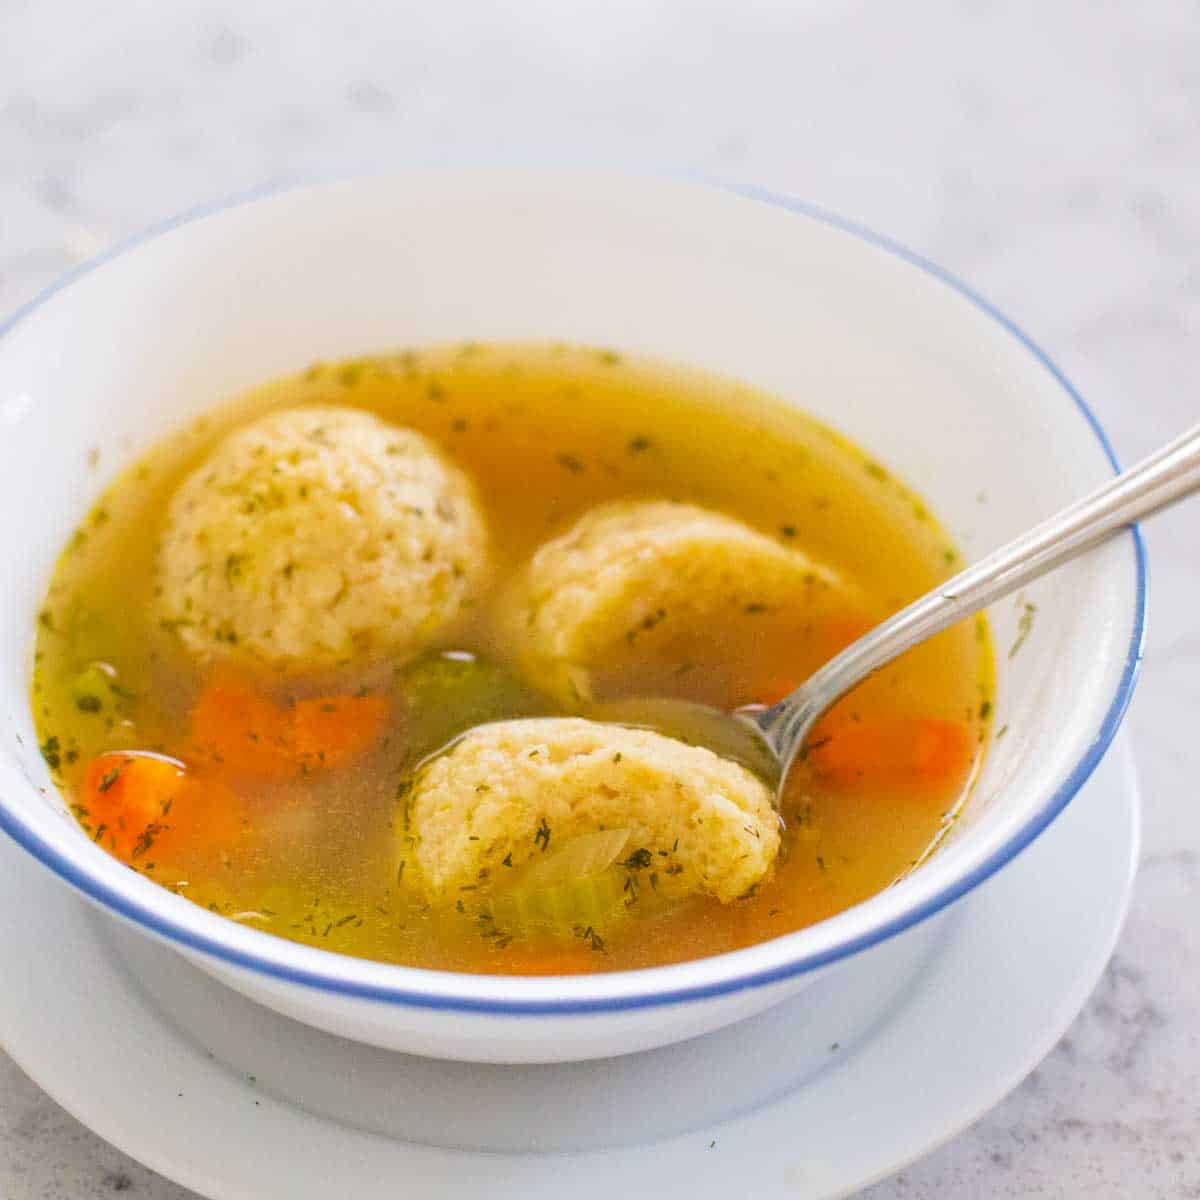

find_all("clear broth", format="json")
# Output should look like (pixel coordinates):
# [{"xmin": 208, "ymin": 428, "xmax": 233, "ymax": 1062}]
[{"xmin": 32, "ymin": 344, "xmax": 994, "ymax": 974}]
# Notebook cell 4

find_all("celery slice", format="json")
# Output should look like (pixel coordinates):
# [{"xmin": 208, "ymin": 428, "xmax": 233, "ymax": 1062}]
[
  {"xmin": 399, "ymin": 652, "xmax": 552, "ymax": 764},
  {"xmin": 490, "ymin": 829, "xmax": 635, "ymax": 938},
  {"xmin": 490, "ymin": 868, "xmax": 628, "ymax": 936}
]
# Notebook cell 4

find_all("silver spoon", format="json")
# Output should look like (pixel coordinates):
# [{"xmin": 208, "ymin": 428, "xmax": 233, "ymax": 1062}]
[{"xmin": 593, "ymin": 422, "xmax": 1200, "ymax": 802}]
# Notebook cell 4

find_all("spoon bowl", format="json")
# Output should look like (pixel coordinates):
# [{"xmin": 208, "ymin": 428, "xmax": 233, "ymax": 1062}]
[{"xmin": 588, "ymin": 697, "xmax": 782, "ymax": 787}]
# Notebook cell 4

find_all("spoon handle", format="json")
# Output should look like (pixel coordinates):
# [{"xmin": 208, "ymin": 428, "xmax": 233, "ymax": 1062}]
[{"xmin": 756, "ymin": 422, "xmax": 1200, "ymax": 772}]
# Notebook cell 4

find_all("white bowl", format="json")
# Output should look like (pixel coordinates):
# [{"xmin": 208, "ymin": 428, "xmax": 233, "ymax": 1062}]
[{"xmin": 0, "ymin": 172, "xmax": 1144, "ymax": 1063}]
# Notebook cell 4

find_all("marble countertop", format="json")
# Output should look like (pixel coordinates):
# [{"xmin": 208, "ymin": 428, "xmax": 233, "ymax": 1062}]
[{"xmin": 1, "ymin": 2, "xmax": 1197, "ymax": 1195}]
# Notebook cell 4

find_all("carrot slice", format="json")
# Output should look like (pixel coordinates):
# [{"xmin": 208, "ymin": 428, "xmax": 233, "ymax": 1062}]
[
  {"xmin": 190, "ymin": 671, "xmax": 390, "ymax": 780},
  {"xmin": 80, "ymin": 751, "xmax": 248, "ymax": 864},
  {"xmin": 292, "ymin": 694, "xmax": 390, "ymax": 771},
  {"xmin": 806, "ymin": 716, "xmax": 973, "ymax": 792},
  {"xmin": 80, "ymin": 751, "xmax": 186, "ymax": 859},
  {"xmin": 191, "ymin": 670, "xmax": 293, "ymax": 779}
]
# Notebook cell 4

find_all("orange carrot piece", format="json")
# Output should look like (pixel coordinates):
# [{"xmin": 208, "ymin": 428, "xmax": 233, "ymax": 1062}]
[
  {"xmin": 168, "ymin": 773, "xmax": 250, "ymax": 853},
  {"xmin": 80, "ymin": 751, "xmax": 186, "ymax": 858},
  {"xmin": 190, "ymin": 671, "xmax": 293, "ymax": 779},
  {"xmin": 190, "ymin": 671, "xmax": 390, "ymax": 780},
  {"xmin": 807, "ymin": 716, "xmax": 973, "ymax": 791},
  {"xmin": 80, "ymin": 752, "xmax": 248, "ymax": 864},
  {"xmin": 291, "ymin": 694, "xmax": 389, "ymax": 771}
]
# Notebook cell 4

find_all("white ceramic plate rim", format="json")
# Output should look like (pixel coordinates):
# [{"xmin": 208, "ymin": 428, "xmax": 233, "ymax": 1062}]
[
  {"xmin": 0, "ymin": 736, "xmax": 1140, "ymax": 1200},
  {"xmin": 0, "ymin": 172, "xmax": 1147, "ymax": 1015}
]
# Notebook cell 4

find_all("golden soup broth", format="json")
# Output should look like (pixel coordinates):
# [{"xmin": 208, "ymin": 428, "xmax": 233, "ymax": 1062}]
[{"xmin": 32, "ymin": 345, "xmax": 994, "ymax": 975}]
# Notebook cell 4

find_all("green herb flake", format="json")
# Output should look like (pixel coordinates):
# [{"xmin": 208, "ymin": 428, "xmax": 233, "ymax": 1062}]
[
  {"xmin": 574, "ymin": 923, "xmax": 606, "ymax": 951},
  {"xmin": 96, "ymin": 766, "xmax": 123, "ymax": 793},
  {"xmin": 39, "ymin": 735, "xmax": 62, "ymax": 772},
  {"xmin": 620, "ymin": 847, "xmax": 653, "ymax": 870},
  {"xmin": 1009, "ymin": 601, "xmax": 1037, "ymax": 659}
]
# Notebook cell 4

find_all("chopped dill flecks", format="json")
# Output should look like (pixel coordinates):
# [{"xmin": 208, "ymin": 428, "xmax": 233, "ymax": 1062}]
[
  {"xmin": 627, "ymin": 435, "xmax": 652, "ymax": 454},
  {"xmin": 575, "ymin": 924, "xmax": 606, "ymax": 951},
  {"xmin": 97, "ymin": 766, "xmax": 122, "ymax": 792},
  {"xmin": 864, "ymin": 461, "xmax": 888, "ymax": 481},
  {"xmin": 39, "ymin": 735, "xmax": 62, "ymax": 772},
  {"xmin": 130, "ymin": 823, "xmax": 161, "ymax": 859},
  {"xmin": 1009, "ymin": 601, "xmax": 1037, "ymax": 659},
  {"xmin": 534, "ymin": 817, "xmax": 551, "ymax": 852},
  {"xmin": 555, "ymin": 452, "xmax": 585, "ymax": 473},
  {"xmin": 979, "ymin": 699, "xmax": 993, "ymax": 721}
]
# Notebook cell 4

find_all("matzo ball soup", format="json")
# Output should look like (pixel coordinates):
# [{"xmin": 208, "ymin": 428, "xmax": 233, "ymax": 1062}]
[{"xmin": 32, "ymin": 344, "xmax": 993, "ymax": 975}]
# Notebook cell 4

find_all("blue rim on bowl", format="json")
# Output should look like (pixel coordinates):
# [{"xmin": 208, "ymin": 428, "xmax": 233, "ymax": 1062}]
[{"xmin": 0, "ymin": 178, "xmax": 1147, "ymax": 1014}]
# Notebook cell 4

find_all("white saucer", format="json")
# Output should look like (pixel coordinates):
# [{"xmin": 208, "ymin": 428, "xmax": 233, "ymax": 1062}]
[{"xmin": 0, "ymin": 737, "xmax": 1139, "ymax": 1199}]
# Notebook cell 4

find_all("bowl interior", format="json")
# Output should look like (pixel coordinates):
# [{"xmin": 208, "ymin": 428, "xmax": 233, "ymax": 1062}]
[{"xmin": 0, "ymin": 172, "xmax": 1140, "ymax": 1008}]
